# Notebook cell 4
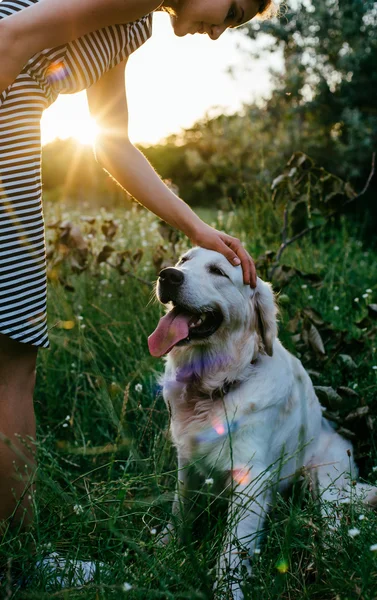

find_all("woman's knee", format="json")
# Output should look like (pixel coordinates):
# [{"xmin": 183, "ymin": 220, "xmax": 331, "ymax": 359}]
[
  {"xmin": 0, "ymin": 334, "xmax": 37, "ymax": 456},
  {"xmin": 0, "ymin": 333, "xmax": 38, "ymax": 398}
]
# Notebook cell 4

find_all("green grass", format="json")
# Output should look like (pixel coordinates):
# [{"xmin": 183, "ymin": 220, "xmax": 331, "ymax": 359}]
[{"xmin": 1, "ymin": 202, "xmax": 377, "ymax": 599}]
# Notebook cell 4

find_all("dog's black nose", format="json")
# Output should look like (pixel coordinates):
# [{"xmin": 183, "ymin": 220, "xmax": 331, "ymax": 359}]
[{"xmin": 159, "ymin": 268, "xmax": 184, "ymax": 286}]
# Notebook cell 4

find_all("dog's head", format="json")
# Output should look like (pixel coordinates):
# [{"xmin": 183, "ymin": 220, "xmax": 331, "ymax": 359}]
[{"xmin": 148, "ymin": 248, "xmax": 277, "ymax": 375}]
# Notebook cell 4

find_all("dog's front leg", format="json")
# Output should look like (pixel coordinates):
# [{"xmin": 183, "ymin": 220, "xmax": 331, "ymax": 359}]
[
  {"xmin": 160, "ymin": 453, "xmax": 200, "ymax": 545},
  {"xmin": 216, "ymin": 467, "xmax": 272, "ymax": 600}
]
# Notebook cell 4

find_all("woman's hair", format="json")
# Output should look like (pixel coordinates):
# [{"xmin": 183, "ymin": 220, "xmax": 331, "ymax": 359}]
[
  {"xmin": 257, "ymin": 0, "xmax": 278, "ymax": 20},
  {"xmin": 158, "ymin": 1, "xmax": 278, "ymax": 20}
]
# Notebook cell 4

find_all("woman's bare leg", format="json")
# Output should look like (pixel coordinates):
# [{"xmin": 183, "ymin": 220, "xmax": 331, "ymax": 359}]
[{"xmin": 0, "ymin": 334, "xmax": 37, "ymax": 528}]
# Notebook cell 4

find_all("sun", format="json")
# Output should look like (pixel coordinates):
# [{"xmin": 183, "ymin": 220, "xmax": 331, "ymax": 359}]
[{"xmin": 41, "ymin": 92, "xmax": 99, "ymax": 146}]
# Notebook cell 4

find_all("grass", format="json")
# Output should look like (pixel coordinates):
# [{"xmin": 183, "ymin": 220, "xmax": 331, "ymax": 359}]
[{"xmin": 0, "ymin": 201, "xmax": 377, "ymax": 599}]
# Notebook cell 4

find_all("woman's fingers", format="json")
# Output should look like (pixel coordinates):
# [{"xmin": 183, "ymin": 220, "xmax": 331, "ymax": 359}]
[
  {"xmin": 218, "ymin": 233, "xmax": 257, "ymax": 288},
  {"xmin": 191, "ymin": 223, "xmax": 257, "ymax": 288}
]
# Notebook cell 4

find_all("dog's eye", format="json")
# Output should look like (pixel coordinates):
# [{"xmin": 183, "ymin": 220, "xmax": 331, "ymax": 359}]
[{"xmin": 209, "ymin": 265, "xmax": 228, "ymax": 277}]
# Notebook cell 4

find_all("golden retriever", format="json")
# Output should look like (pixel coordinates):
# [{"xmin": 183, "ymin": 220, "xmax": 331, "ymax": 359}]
[{"xmin": 148, "ymin": 247, "xmax": 376, "ymax": 599}]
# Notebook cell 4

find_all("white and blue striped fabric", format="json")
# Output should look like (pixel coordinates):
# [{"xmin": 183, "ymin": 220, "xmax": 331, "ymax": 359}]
[{"xmin": 0, "ymin": 0, "xmax": 152, "ymax": 347}]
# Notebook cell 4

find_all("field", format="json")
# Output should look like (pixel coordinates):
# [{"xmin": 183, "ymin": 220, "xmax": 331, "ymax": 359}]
[{"xmin": 1, "ymin": 198, "xmax": 377, "ymax": 600}]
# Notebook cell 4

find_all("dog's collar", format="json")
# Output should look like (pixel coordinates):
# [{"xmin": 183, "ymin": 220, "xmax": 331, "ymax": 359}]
[{"xmin": 211, "ymin": 358, "xmax": 258, "ymax": 397}]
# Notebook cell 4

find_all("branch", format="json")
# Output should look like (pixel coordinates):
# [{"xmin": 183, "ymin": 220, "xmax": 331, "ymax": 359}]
[{"xmin": 269, "ymin": 153, "xmax": 375, "ymax": 279}]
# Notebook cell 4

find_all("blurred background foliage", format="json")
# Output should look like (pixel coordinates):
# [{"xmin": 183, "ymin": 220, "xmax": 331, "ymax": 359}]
[{"xmin": 42, "ymin": 0, "xmax": 377, "ymax": 232}]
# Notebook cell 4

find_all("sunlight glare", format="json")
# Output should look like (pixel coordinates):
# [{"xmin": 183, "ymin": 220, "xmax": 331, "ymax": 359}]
[{"xmin": 41, "ymin": 93, "xmax": 99, "ymax": 146}]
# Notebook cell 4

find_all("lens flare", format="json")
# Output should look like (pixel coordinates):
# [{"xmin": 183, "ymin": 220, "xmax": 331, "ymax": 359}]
[
  {"xmin": 232, "ymin": 467, "xmax": 251, "ymax": 486},
  {"xmin": 212, "ymin": 415, "xmax": 225, "ymax": 436},
  {"xmin": 47, "ymin": 62, "xmax": 70, "ymax": 83}
]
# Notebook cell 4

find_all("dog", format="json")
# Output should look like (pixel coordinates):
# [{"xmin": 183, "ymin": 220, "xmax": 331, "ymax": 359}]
[{"xmin": 148, "ymin": 247, "xmax": 377, "ymax": 599}]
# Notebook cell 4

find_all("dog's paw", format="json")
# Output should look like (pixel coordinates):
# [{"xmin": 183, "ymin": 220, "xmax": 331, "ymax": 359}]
[
  {"xmin": 156, "ymin": 523, "xmax": 175, "ymax": 547},
  {"xmin": 213, "ymin": 577, "xmax": 245, "ymax": 600}
]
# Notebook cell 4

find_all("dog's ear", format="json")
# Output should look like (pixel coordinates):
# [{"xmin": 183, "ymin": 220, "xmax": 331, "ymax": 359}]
[{"xmin": 253, "ymin": 278, "xmax": 278, "ymax": 356}]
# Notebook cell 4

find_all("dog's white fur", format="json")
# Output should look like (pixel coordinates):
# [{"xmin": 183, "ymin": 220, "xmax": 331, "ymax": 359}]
[{"xmin": 155, "ymin": 247, "xmax": 376, "ymax": 599}]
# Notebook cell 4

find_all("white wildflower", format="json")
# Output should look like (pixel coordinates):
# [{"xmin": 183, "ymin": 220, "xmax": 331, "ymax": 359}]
[
  {"xmin": 122, "ymin": 582, "xmax": 132, "ymax": 592},
  {"xmin": 73, "ymin": 504, "xmax": 84, "ymax": 515},
  {"xmin": 135, "ymin": 383, "xmax": 143, "ymax": 393},
  {"xmin": 150, "ymin": 528, "xmax": 157, "ymax": 535},
  {"xmin": 354, "ymin": 297, "xmax": 359, "ymax": 303},
  {"xmin": 370, "ymin": 544, "xmax": 377, "ymax": 552},
  {"xmin": 65, "ymin": 415, "xmax": 71, "ymax": 421},
  {"xmin": 372, "ymin": 466, "xmax": 377, "ymax": 472},
  {"xmin": 308, "ymin": 295, "xmax": 313, "ymax": 300},
  {"xmin": 358, "ymin": 514, "xmax": 365, "ymax": 521},
  {"xmin": 77, "ymin": 315, "xmax": 84, "ymax": 321},
  {"xmin": 362, "ymin": 293, "xmax": 369, "ymax": 299},
  {"xmin": 301, "ymin": 284, "xmax": 307, "ymax": 289},
  {"xmin": 372, "ymin": 366, "xmax": 377, "ymax": 370},
  {"xmin": 108, "ymin": 293, "xmax": 112, "ymax": 298},
  {"xmin": 334, "ymin": 306, "xmax": 340, "ymax": 311},
  {"xmin": 366, "ymin": 289, "xmax": 373, "ymax": 293},
  {"xmin": 348, "ymin": 528, "xmax": 360, "ymax": 538},
  {"xmin": 62, "ymin": 423, "xmax": 68, "ymax": 428},
  {"xmin": 205, "ymin": 478, "xmax": 214, "ymax": 485},
  {"xmin": 253, "ymin": 548, "xmax": 261, "ymax": 555}
]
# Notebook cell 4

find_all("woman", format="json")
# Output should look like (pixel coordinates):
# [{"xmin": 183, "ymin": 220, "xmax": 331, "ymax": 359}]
[{"xmin": 0, "ymin": 0, "xmax": 272, "ymax": 528}]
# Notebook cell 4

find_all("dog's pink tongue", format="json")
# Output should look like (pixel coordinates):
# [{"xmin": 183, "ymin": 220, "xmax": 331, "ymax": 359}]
[{"xmin": 148, "ymin": 308, "xmax": 191, "ymax": 357}]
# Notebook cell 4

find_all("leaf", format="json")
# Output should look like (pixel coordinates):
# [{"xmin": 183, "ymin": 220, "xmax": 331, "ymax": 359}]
[
  {"xmin": 306, "ymin": 369, "xmax": 321, "ymax": 380},
  {"xmin": 336, "ymin": 427, "xmax": 356, "ymax": 440},
  {"xmin": 308, "ymin": 209, "xmax": 326, "ymax": 228},
  {"xmin": 338, "ymin": 354, "xmax": 357, "ymax": 369},
  {"xmin": 287, "ymin": 152, "xmax": 313, "ymax": 170},
  {"xmin": 337, "ymin": 386, "xmax": 359, "ymax": 399},
  {"xmin": 97, "ymin": 245, "xmax": 114, "ymax": 264},
  {"xmin": 307, "ymin": 323, "xmax": 326, "ymax": 355},
  {"xmin": 60, "ymin": 223, "xmax": 88, "ymax": 252},
  {"xmin": 287, "ymin": 313, "xmax": 301, "ymax": 333},
  {"xmin": 69, "ymin": 255, "xmax": 87, "ymax": 273},
  {"xmin": 301, "ymin": 307, "xmax": 325, "ymax": 326},
  {"xmin": 291, "ymin": 333, "xmax": 302, "ymax": 345},
  {"xmin": 278, "ymin": 294, "xmax": 290, "ymax": 306},
  {"xmin": 102, "ymin": 219, "xmax": 119, "ymax": 241},
  {"xmin": 367, "ymin": 304, "xmax": 377, "ymax": 320},
  {"xmin": 271, "ymin": 173, "xmax": 289, "ymax": 190},
  {"xmin": 345, "ymin": 406, "xmax": 369, "ymax": 421},
  {"xmin": 80, "ymin": 215, "xmax": 96, "ymax": 224},
  {"xmin": 271, "ymin": 265, "xmax": 297, "ymax": 287},
  {"xmin": 132, "ymin": 249, "xmax": 143, "ymax": 266},
  {"xmin": 314, "ymin": 386, "xmax": 343, "ymax": 409},
  {"xmin": 158, "ymin": 221, "xmax": 180, "ymax": 245}
]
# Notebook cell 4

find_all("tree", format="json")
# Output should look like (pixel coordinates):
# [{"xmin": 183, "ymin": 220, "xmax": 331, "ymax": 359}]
[{"xmin": 243, "ymin": 0, "xmax": 377, "ymax": 186}]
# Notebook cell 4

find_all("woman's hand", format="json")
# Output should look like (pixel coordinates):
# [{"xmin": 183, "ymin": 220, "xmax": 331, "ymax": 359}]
[{"xmin": 189, "ymin": 222, "xmax": 256, "ymax": 288}]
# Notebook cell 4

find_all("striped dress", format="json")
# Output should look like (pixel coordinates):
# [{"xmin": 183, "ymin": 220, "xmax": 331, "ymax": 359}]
[{"xmin": 0, "ymin": 0, "xmax": 152, "ymax": 348}]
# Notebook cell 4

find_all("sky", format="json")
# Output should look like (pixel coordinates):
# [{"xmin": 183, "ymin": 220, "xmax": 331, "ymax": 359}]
[{"xmin": 40, "ymin": 12, "xmax": 280, "ymax": 146}]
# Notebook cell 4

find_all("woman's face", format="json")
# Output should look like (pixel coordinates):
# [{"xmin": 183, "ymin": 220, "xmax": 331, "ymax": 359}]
[{"xmin": 167, "ymin": 0, "xmax": 262, "ymax": 39}]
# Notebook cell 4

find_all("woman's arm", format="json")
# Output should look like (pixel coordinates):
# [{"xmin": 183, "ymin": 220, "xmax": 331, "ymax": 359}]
[
  {"xmin": 0, "ymin": 0, "xmax": 159, "ymax": 92},
  {"xmin": 86, "ymin": 63, "xmax": 256, "ymax": 286}
]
